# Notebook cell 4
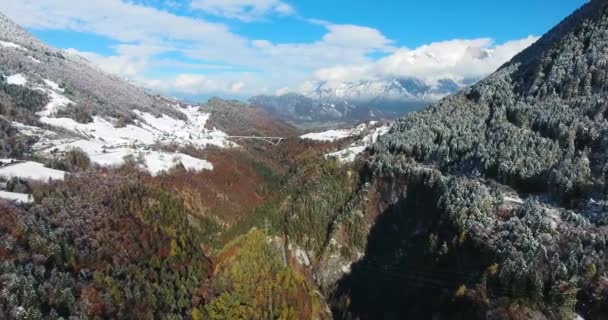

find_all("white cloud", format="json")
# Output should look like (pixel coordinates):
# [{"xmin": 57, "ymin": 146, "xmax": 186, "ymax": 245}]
[
  {"xmin": 242, "ymin": 23, "xmax": 393, "ymax": 74},
  {"xmin": 190, "ymin": 0, "xmax": 294, "ymax": 21},
  {"xmin": 312, "ymin": 36, "xmax": 539, "ymax": 87},
  {"xmin": 143, "ymin": 74, "xmax": 250, "ymax": 95},
  {"xmin": 2, "ymin": 0, "xmax": 388, "ymax": 85},
  {"xmin": 323, "ymin": 24, "xmax": 394, "ymax": 50},
  {"xmin": 1, "ymin": 0, "xmax": 538, "ymax": 98},
  {"xmin": 275, "ymin": 87, "xmax": 291, "ymax": 95},
  {"xmin": 3, "ymin": 0, "xmax": 247, "ymax": 49},
  {"xmin": 66, "ymin": 48, "xmax": 148, "ymax": 79}
]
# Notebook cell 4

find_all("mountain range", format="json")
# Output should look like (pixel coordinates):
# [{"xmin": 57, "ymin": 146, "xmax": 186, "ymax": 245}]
[{"xmin": 249, "ymin": 77, "xmax": 472, "ymax": 125}]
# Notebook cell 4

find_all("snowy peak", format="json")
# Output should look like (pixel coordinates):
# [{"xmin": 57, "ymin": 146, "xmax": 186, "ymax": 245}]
[
  {"xmin": 311, "ymin": 77, "xmax": 466, "ymax": 104},
  {"xmin": 250, "ymin": 77, "xmax": 467, "ymax": 125}
]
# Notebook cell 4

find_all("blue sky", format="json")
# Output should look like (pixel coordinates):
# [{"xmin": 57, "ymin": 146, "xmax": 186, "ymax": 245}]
[{"xmin": 2, "ymin": 0, "xmax": 587, "ymax": 100}]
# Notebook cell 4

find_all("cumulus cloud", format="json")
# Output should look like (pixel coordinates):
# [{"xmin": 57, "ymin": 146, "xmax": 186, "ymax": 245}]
[
  {"xmin": 65, "ymin": 48, "xmax": 149, "ymax": 79},
  {"xmin": 2, "ymin": 0, "xmax": 538, "ymax": 98},
  {"xmin": 2, "ymin": 0, "xmax": 247, "ymax": 53},
  {"xmin": 243, "ymin": 23, "xmax": 393, "ymax": 75},
  {"xmin": 143, "ymin": 74, "xmax": 250, "ymax": 95},
  {"xmin": 312, "ymin": 36, "xmax": 539, "ymax": 87},
  {"xmin": 66, "ymin": 47, "xmax": 254, "ymax": 96},
  {"xmin": 2, "ymin": 0, "xmax": 391, "ymax": 96},
  {"xmin": 190, "ymin": 0, "xmax": 294, "ymax": 21}
]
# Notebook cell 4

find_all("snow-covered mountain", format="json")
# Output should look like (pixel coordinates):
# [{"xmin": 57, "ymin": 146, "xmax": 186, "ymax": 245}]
[
  {"xmin": 312, "ymin": 78, "xmax": 467, "ymax": 103},
  {"xmin": 250, "ymin": 77, "xmax": 472, "ymax": 126}
]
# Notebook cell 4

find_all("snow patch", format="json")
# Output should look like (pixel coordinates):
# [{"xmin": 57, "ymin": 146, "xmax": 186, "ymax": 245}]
[
  {"xmin": 0, "ymin": 191, "xmax": 31, "ymax": 203},
  {"xmin": 37, "ymin": 89, "xmax": 74, "ymax": 117},
  {"xmin": 327, "ymin": 124, "xmax": 391, "ymax": 163},
  {"xmin": 36, "ymin": 111, "xmax": 219, "ymax": 176},
  {"xmin": 327, "ymin": 146, "xmax": 367, "ymax": 163},
  {"xmin": 29, "ymin": 56, "xmax": 41, "ymax": 63},
  {"xmin": 503, "ymin": 195, "xmax": 524, "ymax": 205},
  {"xmin": 0, "ymin": 40, "xmax": 25, "ymax": 50},
  {"xmin": 6, "ymin": 74, "xmax": 27, "ymax": 86},
  {"xmin": 43, "ymin": 79, "xmax": 64, "ymax": 92},
  {"xmin": 300, "ymin": 122, "xmax": 369, "ymax": 142},
  {"xmin": 30, "ymin": 90, "xmax": 231, "ymax": 175},
  {"xmin": 143, "ymin": 151, "xmax": 213, "ymax": 176},
  {"xmin": 0, "ymin": 160, "xmax": 66, "ymax": 181}
]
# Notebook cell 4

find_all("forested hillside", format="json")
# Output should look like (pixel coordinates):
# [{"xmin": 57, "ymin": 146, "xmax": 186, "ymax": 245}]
[
  {"xmin": 0, "ymin": 150, "xmax": 338, "ymax": 319},
  {"xmin": 329, "ymin": 1, "xmax": 608, "ymax": 319}
]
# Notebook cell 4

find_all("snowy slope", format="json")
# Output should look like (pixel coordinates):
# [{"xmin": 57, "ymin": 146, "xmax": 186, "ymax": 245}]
[
  {"xmin": 0, "ymin": 11, "xmax": 185, "ymax": 124},
  {"xmin": 0, "ymin": 13, "xmax": 237, "ymax": 177},
  {"xmin": 301, "ymin": 121, "xmax": 392, "ymax": 163},
  {"xmin": 8, "ymin": 78, "xmax": 231, "ymax": 175},
  {"xmin": 300, "ymin": 122, "xmax": 372, "ymax": 142},
  {"xmin": 0, "ymin": 159, "xmax": 66, "ymax": 181},
  {"xmin": 0, "ymin": 190, "xmax": 31, "ymax": 203},
  {"xmin": 326, "ymin": 125, "xmax": 391, "ymax": 163}
]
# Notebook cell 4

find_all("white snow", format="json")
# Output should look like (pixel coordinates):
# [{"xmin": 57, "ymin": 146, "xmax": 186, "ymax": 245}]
[
  {"xmin": 307, "ymin": 77, "xmax": 465, "ymax": 105},
  {"xmin": 0, "ymin": 160, "xmax": 65, "ymax": 181},
  {"xmin": 21, "ymin": 85, "xmax": 232, "ymax": 176},
  {"xmin": 6, "ymin": 74, "xmax": 27, "ymax": 86},
  {"xmin": 143, "ymin": 151, "xmax": 213, "ymax": 176},
  {"xmin": 0, "ymin": 191, "xmax": 32, "ymax": 203},
  {"xmin": 326, "ymin": 124, "xmax": 391, "ymax": 163},
  {"xmin": 300, "ymin": 122, "xmax": 370, "ymax": 142},
  {"xmin": 41, "ymin": 140, "xmax": 213, "ymax": 176},
  {"xmin": 503, "ymin": 195, "xmax": 524, "ymax": 205},
  {"xmin": 43, "ymin": 79, "xmax": 64, "ymax": 92},
  {"xmin": 327, "ymin": 146, "xmax": 367, "ymax": 163},
  {"xmin": 29, "ymin": 56, "xmax": 41, "ymax": 63},
  {"xmin": 35, "ymin": 101, "xmax": 226, "ymax": 175},
  {"xmin": 11, "ymin": 121, "xmax": 61, "ymax": 151},
  {"xmin": 37, "ymin": 90, "xmax": 74, "ymax": 117},
  {"xmin": 301, "ymin": 129, "xmax": 356, "ymax": 142},
  {"xmin": 0, "ymin": 40, "xmax": 25, "ymax": 50}
]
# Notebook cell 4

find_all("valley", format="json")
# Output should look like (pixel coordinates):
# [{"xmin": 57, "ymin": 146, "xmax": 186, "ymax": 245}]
[{"xmin": 1, "ymin": 1, "xmax": 608, "ymax": 320}]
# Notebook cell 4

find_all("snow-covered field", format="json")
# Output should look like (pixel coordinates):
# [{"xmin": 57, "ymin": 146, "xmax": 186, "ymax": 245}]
[
  {"xmin": 6, "ymin": 73, "xmax": 27, "ymax": 85},
  {"xmin": 0, "ymin": 190, "xmax": 32, "ymax": 203},
  {"xmin": 326, "ymin": 124, "xmax": 391, "ymax": 163},
  {"xmin": 1, "ymin": 15, "xmax": 234, "ymax": 179},
  {"xmin": 4, "ymin": 76, "xmax": 231, "ymax": 176},
  {"xmin": 0, "ymin": 160, "xmax": 66, "ymax": 181},
  {"xmin": 301, "ymin": 122, "xmax": 391, "ymax": 163},
  {"xmin": 300, "ymin": 122, "xmax": 372, "ymax": 142},
  {"xmin": 141, "ymin": 151, "xmax": 213, "ymax": 176}
]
